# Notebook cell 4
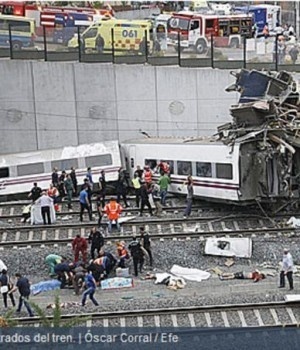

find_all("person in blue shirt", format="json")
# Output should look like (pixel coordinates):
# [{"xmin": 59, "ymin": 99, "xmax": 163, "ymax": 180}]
[
  {"xmin": 79, "ymin": 187, "xmax": 92, "ymax": 222},
  {"xmin": 81, "ymin": 271, "xmax": 99, "ymax": 307}
]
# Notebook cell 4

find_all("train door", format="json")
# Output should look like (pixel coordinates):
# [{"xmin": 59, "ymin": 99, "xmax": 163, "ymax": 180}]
[
  {"xmin": 125, "ymin": 145, "xmax": 136, "ymax": 178},
  {"xmin": 266, "ymin": 157, "xmax": 279, "ymax": 196}
]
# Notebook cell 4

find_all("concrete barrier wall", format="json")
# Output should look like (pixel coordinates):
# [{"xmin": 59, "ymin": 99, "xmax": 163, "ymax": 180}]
[{"xmin": 0, "ymin": 60, "xmax": 241, "ymax": 154}]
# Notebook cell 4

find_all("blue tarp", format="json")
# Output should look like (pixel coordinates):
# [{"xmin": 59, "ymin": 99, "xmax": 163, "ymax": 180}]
[{"xmin": 30, "ymin": 280, "xmax": 61, "ymax": 295}]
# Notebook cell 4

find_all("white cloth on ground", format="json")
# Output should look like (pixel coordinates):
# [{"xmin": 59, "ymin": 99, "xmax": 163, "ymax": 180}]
[
  {"xmin": 0, "ymin": 259, "xmax": 7, "ymax": 272},
  {"xmin": 287, "ymin": 216, "xmax": 300, "ymax": 228},
  {"xmin": 170, "ymin": 265, "xmax": 211, "ymax": 282}
]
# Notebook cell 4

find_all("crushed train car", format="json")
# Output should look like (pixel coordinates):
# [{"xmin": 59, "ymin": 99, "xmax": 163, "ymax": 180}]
[{"xmin": 218, "ymin": 69, "xmax": 300, "ymax": 202}]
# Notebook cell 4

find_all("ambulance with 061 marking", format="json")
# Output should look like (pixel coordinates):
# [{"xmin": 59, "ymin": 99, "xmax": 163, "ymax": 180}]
[{"xmin": 68, "ymin": 18, "xmax": 153, "ymax": 54}]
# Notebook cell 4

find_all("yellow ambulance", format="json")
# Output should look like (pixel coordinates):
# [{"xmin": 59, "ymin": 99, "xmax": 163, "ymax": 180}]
[{"xmin": 68, "ymin": 19, "xmax": 153, "ymax": 54}]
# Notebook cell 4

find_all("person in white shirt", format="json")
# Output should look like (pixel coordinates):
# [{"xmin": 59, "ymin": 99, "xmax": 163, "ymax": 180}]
[
  {"xmin": 36, "ymin": 191, "xmax": 53, "ymax": 225},
  {"xmin": 279, "ymin": 248, "xmax": 294, "ymax": 290}
]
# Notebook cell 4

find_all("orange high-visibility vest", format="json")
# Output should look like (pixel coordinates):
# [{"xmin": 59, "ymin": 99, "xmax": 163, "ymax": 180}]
[
  {"xmin": 144, "ymin": 170, "xmax": 152, "ymax": 183},
  {"xmin": 105, "ymin": 201, "xmax": 122, "ymax": 220}
]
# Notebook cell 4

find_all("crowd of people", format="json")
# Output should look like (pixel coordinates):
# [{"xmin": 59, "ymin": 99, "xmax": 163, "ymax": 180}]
[{"xmin": 25, "ymin": 163, "xmax": 195, "ymax": 226}]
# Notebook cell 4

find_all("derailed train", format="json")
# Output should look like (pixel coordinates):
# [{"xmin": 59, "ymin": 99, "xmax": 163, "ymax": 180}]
[{"xmin": 0, "ymin": 69, "xmax": 299, "ymax": 203}]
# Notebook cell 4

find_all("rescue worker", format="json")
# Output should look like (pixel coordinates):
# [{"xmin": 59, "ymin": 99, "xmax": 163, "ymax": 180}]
[
  {"xmin": 100, "ymin": 249, "xmax": 118, "ymax": 275},
  {"xmin": 263, "ymin": 23, "xmax": 269, "ymax": 39},
  {"xmin": 21, "ymin": 204, "xmax": 32, "ymax": 223},
  {"xmin": 0, "ymin": 269, "xmax": 15, "ymax": 308},
  {"xmin": 10, "ymin": 273, "xmax": 34, "ymax": 317},
  {"xmin": 45, "ymin": 254, "xmax": 62, "ymax": 276},
  {"xmin": 104, "ymin": 198, "xmax": 123, "ymax": 233},
  {"xmin": 134, "ymin": 165, "xmax": 143, "ymax": 179},
  {"xmin": 71, "ymin": 263, "xmax": 86, "ymax": 295},
  {"xmin": 88, "ymin": 227, "xmax": 105, "ymax": 260},
  {"xmin": 58, "ymin": 171, "xmax": 66, "ymax": 199},
  {"xmin": 143, "ymin": 165, "xmax": 152, "ymax": 186},
  {"xmin": 151, "ymin": 183, "xmax": 163, "ymax": 217},
  {"xmin": 81, "ymin": 178, "xmax": 92, "ymax": 205},
  {"xmin": 183, "ymin": 175, "xmax": 194, "ymax": 218},
  {"xmin": 70, "ymin": 167, "xmax": 78, "ymax": 196},
  {"xmin": 72, "ymin": 234, "xmax": 88, "ymax": 264},
  {"xmin": 158, "ymin": 172, "xmax": 170, "ymax": 205},
  {"xmin": 79, "ymin": 187, "xmax": 92, "ymax": 222},
  {"xmin": 140, "ymin": 181, "xmax": 153, "ymax": 217},
  {"xmin": 140, "ymin": 226, "xmax": 153, "ymax": 268},
  {"xmin": 128, "ymin": 235, "xmax": 144, "ymax": 277},
  {"xmin": 35, "ymin": 191, "xmax": 53, "ymax": 225},
  {"xmin": 54, "ymin": 260, "xmax": 72, "ymax": 289},
  {"xmin": 98, "ymin": 170, "xmax": 106, "ymax": 207},
  {"xmin": 81, "ymin": 271, "xmax": 99, "ymax": 307},
  {"xmin": 64, "ymin": 173, "xmax": 74, "ymax": 209},
  {"xmin": 279, "ymin": 248, "xmax": 294, "ymax": 290},
  {"xmin": 28, "ymin": 182, "xmax": 42, "ymax": 202},
  {"xmin": 116, "ymin": 167, "xmax": 129, "ymax": 207},
  {"xmin": 47, "ymin": 183, "xmax": 59, "ymax": 212},
  {"xmin": 132, "ymin": 172, "xmax": 141, "ymax": 208},
  {"xmin": 94, "ymin": 255, "xmax": 110, "ymax": 278},
  {"xmin": 116, "ymin": 242, "xmax": 129, "ymax": 269},
  {"xmin": 86, "ymin": 167, "xmax": 93, "ymax": 189},
  {"xmin": 51, "ymin": 168, "xmax": 59, "ymax": 188}
]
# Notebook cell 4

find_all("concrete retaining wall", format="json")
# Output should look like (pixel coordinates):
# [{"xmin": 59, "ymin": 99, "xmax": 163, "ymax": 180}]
[{"xmin": 0, "ymin": 61, "xmax": 241, "ymax": 154}]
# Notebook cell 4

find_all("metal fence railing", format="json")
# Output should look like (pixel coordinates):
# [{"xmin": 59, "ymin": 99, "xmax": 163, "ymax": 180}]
[{"xmin": 1, "ymin": 25, "xmax": 300, "ymax": 72}]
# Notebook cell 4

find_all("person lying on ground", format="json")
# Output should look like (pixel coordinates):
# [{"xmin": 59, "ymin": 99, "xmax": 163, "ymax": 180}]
[{"xmin": 219, "ymin": 271, "xmax": 266, "ymax": 282}]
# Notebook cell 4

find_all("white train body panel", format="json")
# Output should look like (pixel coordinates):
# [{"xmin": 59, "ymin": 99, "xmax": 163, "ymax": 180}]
[
  {"xmin": 0, "ymin": 141, "xmax": 122, "ymax": 196},
  {"xmin": 122, "ymin": 138, "xmax": 241, "ymax": 202}
]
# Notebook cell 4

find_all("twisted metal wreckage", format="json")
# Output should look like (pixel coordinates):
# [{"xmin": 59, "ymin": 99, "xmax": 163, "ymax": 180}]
[{"xmin": 218, "ymin": 69, "xmax": 300, "ymax": 204}]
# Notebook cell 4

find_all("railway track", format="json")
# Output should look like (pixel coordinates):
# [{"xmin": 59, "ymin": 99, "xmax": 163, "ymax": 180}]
[
  {"xmin": 14, "ymin": 301, "xmax": 300, "ymax": 328},
  {"xmin": 0, "ymin": 215, "xmax": 297, "ymax": 248}
]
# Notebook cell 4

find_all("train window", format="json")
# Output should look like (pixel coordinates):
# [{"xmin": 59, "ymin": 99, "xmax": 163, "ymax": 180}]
[
  {"xmin": 145, "ymin": 159, "xmax": 157, "ymax": 171},
  {"xmin": 196, "ymin": 162, "xmax": 212, "ymax": 177},
  {"xmin": 0, "ymin": 167, "xmax": 9, "ymax": 178},
  {"xmin": 161, "ymin": 160, "xmax": 174, "ymax": 174},
  {"xmin": 85, "ymin": 154, "xmax": 112, "ymax": 168},
  {"xmin": 51, "ymin": 158, "xmax": 79, "ymax": 171},
  {"xmin": 216, "ymin": 163, "xmax": 232, "ymax": 179},
  {"xmin": 177, "ymin": 161, "xmax": 192, "ymax": 176},
  {"xmin": 17, "ymin": 163, "xmax": 44, "ymax": 177}
]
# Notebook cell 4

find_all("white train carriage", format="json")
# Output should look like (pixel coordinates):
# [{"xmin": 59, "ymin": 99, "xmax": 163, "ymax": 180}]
[
  {"xmin": 0, "ymin": 141, "xmax": 122, "ymax": 197},
  {"xmin": 122, "ymin": 137, "xmax": 241, "ymax": 202}
]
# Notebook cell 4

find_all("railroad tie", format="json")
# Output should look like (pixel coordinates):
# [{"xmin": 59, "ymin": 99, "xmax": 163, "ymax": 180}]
[
  {"xmin": 1, "ymin": 231, "xmax": 7, "ymax": 242},
  {"xmin": 286, "ymin": 307, "xmax": 297, "ymax": 324},
  {"xmin": 269, "ymin": 308, "xmax": 280, "ymax": 326},
  {"xmin": 86, "ymin": 320, "xmax": 92, "ymax": 327},
  {"xmin": 137, "ymin": 316, "xmax": 143, "ymax": 327},
  {"xmin": 80, "ymin": 228, "xmax": 85, "ymax": 236},
  {"xmin": 28, "ymin": 231, "xmax": 34, "ymax": 241},
  {"xmin": 170, "ymin": 224, "xmax": 175, "ymax": 234},
  {"xmin": 120, "ymin": 318, "xmax": 126, "ymax": 328},
  {"xmin": 132, "ymin": 226, "xmax": 137, "ymax": 235},
  {"xmin": 221, "ymin": 221, "xmax": 228, "ymax": 231},
  {"xmin": 15, "ymin": 231, "xmax": 20, "ymax": 241},
  {"xmin": 233, "ymin": 221, "xmax": 240, "ymax": 231},
  {"xmin": 68, "ymin": 229, "xmax": 73, "ymax": 239},
  {"xmin": 237, "ymin": 310, "xmax": 248, "ymax": 327},
  {"xmin": 254, "ymin": 309, "xmax": 264, "ymax": 326},
  {"xmin": 42, "ymin": 230, "xmax": 47, "ymax": 241},
  {"xmin": 154, "ymin": 315, "xmax": 160, "ymax": 327},
  {"xmin": 145, "ymin": 224, "xmax": 149, "ymax": 233},
  {"xmin": 204, "ymin": 312, "xmax": 212, "ymax": 327},
  {"xmin": 207, "ymin": 222, "xmax": 214, "ymax": 232},
  {"xmin": 182, "ymin": 223, "xmax": 188, "ymax": 233},
  {"xmin": 10, "ymin": 207, "xmax": 14, "ymax": 216},
  {"xmin": 171, "ymin": 314, "xmax": 178, "ymax": 327},
  {"xmin": 54, "ymin": 230, "xmax": 59, "ymax": 240},
  {"xmin": 157, "ymin": 224, "xmax": 162, "ymax": 234},
  {"xmin": 188, "ymin": 313, "xmax": 196, "ymax": 327},
  {"xmin": 103, "ymin": 319, "xmax": 109, "ymax": 327},
  {"xmin": 0, "ymin": 208, "xmax": 2, "ymax": 216},
  {"xmin": 221, "ymin": 311, "xmax": 230, "ymax": 327}
]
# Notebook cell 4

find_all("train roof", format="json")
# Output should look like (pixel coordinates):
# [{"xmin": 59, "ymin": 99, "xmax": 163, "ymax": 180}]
[
  {"xmin": 122, "ymin": 136, "xmax": 227, "ymax": 145},
  {"xmin": 0, "ymin": 140, "xmax": 120, "ymax": 167}
]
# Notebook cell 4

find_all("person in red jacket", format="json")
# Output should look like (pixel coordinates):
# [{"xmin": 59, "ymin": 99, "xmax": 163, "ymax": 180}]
[
  {"xmin": 72, "ymin": 234, "xmax": 88, "ymax": 263},
  {"xmin": 104, "ymin": 198, "xmax": 123, "ymax": 233}
]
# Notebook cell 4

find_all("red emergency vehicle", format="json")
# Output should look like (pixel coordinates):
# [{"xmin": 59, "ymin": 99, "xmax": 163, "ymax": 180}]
[
  {"xmin": 167, "ymin": 11, "xmax": 253, "ymax": 54},
  {"xmin": 0, "ymin": 2, "xmax": 113, "ymax": 36}
]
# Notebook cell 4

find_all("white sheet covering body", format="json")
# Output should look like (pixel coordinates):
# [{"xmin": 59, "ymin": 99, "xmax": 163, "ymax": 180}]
[
  {"xmin": 205, "ymin": 237, "xmax": 252, "ymax": 258},
  {"xmin": 170, "ymin": 265, "xmax": 211, "ymax": 282},
  {"xmin": 31, "ymin": 203, "xmax": 56, "ymax": 225}
]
